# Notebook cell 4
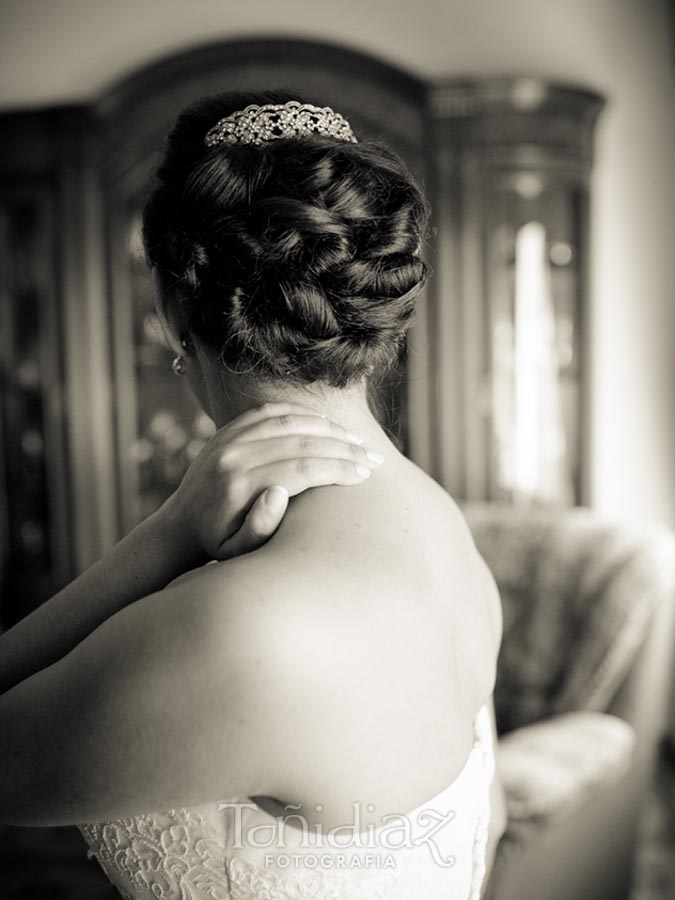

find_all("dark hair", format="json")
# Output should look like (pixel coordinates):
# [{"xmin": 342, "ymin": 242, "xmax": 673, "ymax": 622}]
[{"xmin": 142, "ymin": 89, "xmax": 432, "ymax": 389}]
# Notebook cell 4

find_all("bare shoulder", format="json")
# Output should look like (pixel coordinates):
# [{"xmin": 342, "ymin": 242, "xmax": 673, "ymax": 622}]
[
  {"xmin": 159, "ymin": 484, "xmax": 501, "ymax": 824},
  {"xmin": 391, "ymin": 458, "xmax": 504, "ymax": 653},
  {"xmin": 161, "ymin": 554, "xmax": 427, "ymax": 808},
  {"xmin": 477, "ymin": 550, "xmax": 504, "ymax": 657},
  {"xmin": 399, "ymin": 462, "xmax": 504, "ymax": 658}
]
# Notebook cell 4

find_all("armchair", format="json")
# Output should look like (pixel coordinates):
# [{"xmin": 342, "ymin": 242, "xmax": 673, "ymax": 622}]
[{"xmin": 459, "ymin": 502, "xmax": 675, "ymax": 900}]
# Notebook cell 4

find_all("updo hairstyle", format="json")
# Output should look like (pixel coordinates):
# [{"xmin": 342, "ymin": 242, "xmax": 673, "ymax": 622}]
[{"xmin": 142, "ymin": 89, "xmax": 433, "ymax": 388}]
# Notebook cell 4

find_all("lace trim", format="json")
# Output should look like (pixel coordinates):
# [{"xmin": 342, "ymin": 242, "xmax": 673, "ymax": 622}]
[
  {"xmin": 79, "ymin": 808, "xmax": 228, "ymax": 900},
  {"xmin": 79, "ymin": 808, "xmax": 458, "ymax": 900},
  {"xmin": 79, "ymin": 704, "xmax": 496, "ymax": 899},
  {"xmin": 225, "ymin": 853, "xmax": 462, "ymax": 900}
]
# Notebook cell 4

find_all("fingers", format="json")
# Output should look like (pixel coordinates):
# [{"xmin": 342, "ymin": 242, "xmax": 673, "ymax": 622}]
[
  {"xmin": 216, "ymin": 485, "xmax": 289, "ymax": 561},
  {"xmin": 230, "ymin": 412, "xmax": 364, "ymax": 447},
  {"xmin": 244, "ymin": 456, "xmax": 377, "ymax": 498},
  {"xmin": 225, "ymin": 433, "xmax": 382, "ymax": 472},
  {"xmin": 222, "ymin": 402, "xmax": 332, "ymax": 440}
]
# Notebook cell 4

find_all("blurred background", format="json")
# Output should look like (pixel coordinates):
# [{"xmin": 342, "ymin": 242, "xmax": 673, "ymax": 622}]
[{"xmin": 0, "ymin": 1, "xmax": 674, "ymax": 899}]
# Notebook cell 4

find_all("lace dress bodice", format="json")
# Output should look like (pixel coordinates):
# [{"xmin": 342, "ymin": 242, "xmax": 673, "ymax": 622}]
[{"xmin": 78, "ymin": 702, "xmax": 495, "ymax": 900}]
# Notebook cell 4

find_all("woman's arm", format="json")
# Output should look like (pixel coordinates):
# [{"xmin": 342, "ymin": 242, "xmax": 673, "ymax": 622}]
[
  {"xmin": 0, "ymin": 401, "xmax": 378, "ymax": 697},
  {"xmin": 0, "ymin": 560, "xmax": 296, "ymax": 826},
  {"xmin": 0, "ymin": 503, "xmax": 206, "ymax": 697}
]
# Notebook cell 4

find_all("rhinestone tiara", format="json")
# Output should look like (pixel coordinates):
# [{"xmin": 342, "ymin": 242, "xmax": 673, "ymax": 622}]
[{"xmin": 204, "ymin": 100, "xmax": 358, "ymax": 148}]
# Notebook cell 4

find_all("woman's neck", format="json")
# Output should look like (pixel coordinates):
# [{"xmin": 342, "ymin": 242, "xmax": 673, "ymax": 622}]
[{"xmin": 203, "ymin": 368, "xmax": 401, "ymax": 459}]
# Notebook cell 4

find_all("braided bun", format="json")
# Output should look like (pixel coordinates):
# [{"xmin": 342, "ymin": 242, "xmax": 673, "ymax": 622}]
[{"xmin": 142, "ymin": 89, "xmax": 432, "ymax": 388}]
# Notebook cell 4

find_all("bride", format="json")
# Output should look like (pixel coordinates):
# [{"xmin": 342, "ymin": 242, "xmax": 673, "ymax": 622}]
[{"xmin": 0, "ymin": 90, "xmax": 506, "ymax": 899}]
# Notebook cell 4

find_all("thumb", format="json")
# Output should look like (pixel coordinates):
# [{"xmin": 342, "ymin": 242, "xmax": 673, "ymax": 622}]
[{"xmin": 216, "ymin": 485, "xmax": 289, "ymax": 561}]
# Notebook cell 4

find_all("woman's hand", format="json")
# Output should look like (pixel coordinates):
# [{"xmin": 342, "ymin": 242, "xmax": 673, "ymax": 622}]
[
  {"xmin": 0, "ymin": 399, "xmax": 384, "ymax": 697},
  {"xmin": 158, "ymin": 401, "xmax": 383, "ymax": 562}
]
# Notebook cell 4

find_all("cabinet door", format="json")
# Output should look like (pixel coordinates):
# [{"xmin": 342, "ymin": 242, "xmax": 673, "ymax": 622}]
[
  {"xmin": 429, "ymin": 80, "xmax": 604, "ymax": 506},
  {"xmin": 476, "ymin": 166, "xmax": 587, "ymax": 506},
  {"xmin": 0, "ymin": 189, "xmax": 71, "ymax": 621}
]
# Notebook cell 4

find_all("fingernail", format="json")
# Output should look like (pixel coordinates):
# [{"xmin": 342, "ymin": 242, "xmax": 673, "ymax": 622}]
[
  {"xmin": 366, "ymin": 450, "xmax": 384, "ymax": 465},
  {"xmin": 355, "ymin": 464, "xmax": 371, "ymax": 478},
  {"xmin": 265, "ymin": 485, "xmax": 288, "ymax": 511},
  {"xmin": 345, "ymin": 432, "xmax": 365, "ymax": 445}
]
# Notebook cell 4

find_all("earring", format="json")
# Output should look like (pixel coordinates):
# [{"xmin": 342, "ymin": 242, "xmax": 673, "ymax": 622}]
[{"xmin": 172, "ymin": 355, "xmax": 187, "ymax": 376}]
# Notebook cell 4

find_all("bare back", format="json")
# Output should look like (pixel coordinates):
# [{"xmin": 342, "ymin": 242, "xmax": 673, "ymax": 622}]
[
  {"xmin": 190, "ymin": 451, "xmax": 503, "ymax": 826},
  {"xmin": 75, "ymin": 452, "xmax": 506, "ymax": 900}
]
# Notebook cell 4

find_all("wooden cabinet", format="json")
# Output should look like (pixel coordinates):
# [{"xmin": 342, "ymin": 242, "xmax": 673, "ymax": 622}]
[
  {"xmin": 0, "ymin": 112, "xmax": 86, "ymax": 620},
  {"xmin": 0, "ymin": 192, "xmax": 67, "ymax": 599}
]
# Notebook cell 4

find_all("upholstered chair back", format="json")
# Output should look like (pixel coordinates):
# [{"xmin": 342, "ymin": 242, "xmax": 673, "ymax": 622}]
[{"xmin": 460, "ymin": 502, "xmax": 675, "ymax": 735}]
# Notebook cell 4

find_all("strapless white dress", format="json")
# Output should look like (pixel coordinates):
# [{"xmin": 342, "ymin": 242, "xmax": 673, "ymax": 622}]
[{"xmin": 78, "ymin": 702, "xmax": 495, "ymax": 900}]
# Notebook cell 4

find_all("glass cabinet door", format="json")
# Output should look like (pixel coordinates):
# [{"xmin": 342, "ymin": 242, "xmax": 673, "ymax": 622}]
[
  {"xmin": 482, "ymin": 170, "xmax": 585, "ymax": 506},
  {"xmin": 429, "ymin": 79, "xmax": 604, "ymax": 507}
]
